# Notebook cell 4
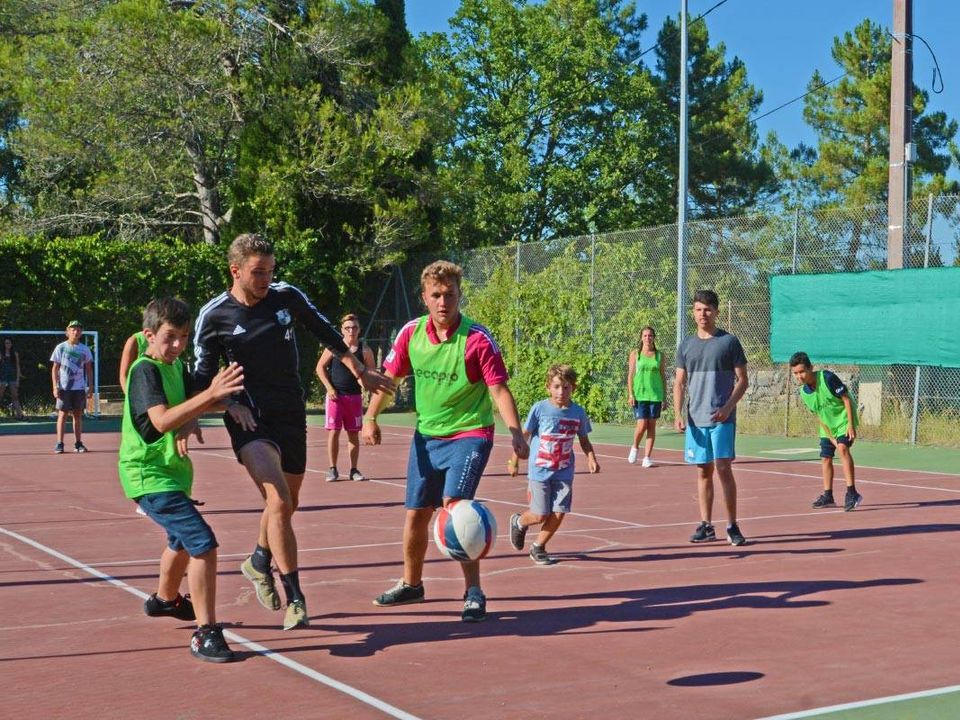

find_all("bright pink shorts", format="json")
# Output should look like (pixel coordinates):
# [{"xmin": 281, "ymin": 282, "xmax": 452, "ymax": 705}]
[{"xmin": 324, "ymin": 394, "xmax": 363, "ymax": 432}]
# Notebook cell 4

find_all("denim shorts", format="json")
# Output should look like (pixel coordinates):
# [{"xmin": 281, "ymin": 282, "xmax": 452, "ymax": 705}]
[
  {"xmin": 684, "ymin": 419, "xmax": 736, "ymax": 464},
  {"xmin": 633, "ymin": 401, "xmax": 662, "ymax": 420},
  {"xmin": 405, "ymin": 432, "xmax": 493, "ymax": 509},
  {"xmin": 137, "ymin": 491, "xmax": 218, "ymax": 557},
  {"xmin": 528, "ymin": 476, "xmax": 573, "ymax": 515},
  {"xmin": 820, "ymin": 435, "xmax": 854, "ymax": 458},
  {"xmin": 56, "ymin": 389, "xmax": 87, "ymax": 412}
]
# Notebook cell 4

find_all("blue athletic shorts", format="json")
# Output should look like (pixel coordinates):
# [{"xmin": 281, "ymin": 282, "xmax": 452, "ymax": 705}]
[
  {"xmin": 820, "ymin": 435, "xmax": 854, "ymax": 458},
  {"xmin": 137, "ymin": 491, "xmax": 218, "ymax": 557},
  {"xmin": 633, "ymin": 401, "xmax": 662, "ymax": 420},
  {"xmin": 527, "ymin": 476, "xmax": 573, "ymax": 515},
  {"xmin": 405, "ymin": 432, "xmax": 493, "ymax": 510},
  {"xmin": 684, "ymin": 419, "xmax": 736, "ymax": 464}
]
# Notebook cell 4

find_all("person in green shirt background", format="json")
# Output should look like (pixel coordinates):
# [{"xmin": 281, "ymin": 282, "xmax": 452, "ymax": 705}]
[
  {"xmin": 789, "ymin": 351, "xmax": 863, "ymax": 512},
  {"xmin": 626, "ymin": 326, "xmax": 667, "ymax": 467},
  {"xmin": 119, "ymin": 297, "xmax": 244, "ymax": 662}
]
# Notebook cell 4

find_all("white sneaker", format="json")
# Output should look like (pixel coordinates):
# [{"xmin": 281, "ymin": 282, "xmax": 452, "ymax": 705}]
[
  {"xmin": 641, "ymin": 456, "xmax": 654, "ymax": 468},
  {"xmin": 135, "ymin": 505, "xmax": 147, "ymax": 516},
  {"xmin": 627, "ymin": 448, "xmax": 638, "ymax": 464}
]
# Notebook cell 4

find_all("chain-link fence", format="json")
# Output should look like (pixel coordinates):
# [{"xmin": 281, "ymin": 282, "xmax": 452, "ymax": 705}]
[{"xmin": 370, "ymin": 194, "xmax": 960, "ymax": 446}]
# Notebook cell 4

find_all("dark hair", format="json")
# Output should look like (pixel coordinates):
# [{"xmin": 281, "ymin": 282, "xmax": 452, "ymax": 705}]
[
  {"xmin": 1, "ymin": 337, "xmax": 12, "ymax": 355},
  {"xmin": 228, "ymin": 233, "xmax": 274, "ymax": 266},
  {"xmin": 693, "ymin": 289, "xmax": 719, "ymax": 309},
  {"xmin": 142, "ymin": 297, "xmax": 191, "ymax": 333},
  {"xmin": 789, "ymin": 351, "xmax": 812, "ymax": 369},
  {"xmin": 545, "ymin": 363, "xmax": 578, "ymax": 387},
  {"xmin": 639, "ymin": 325, "xmax": 657, "ymax": 353}
]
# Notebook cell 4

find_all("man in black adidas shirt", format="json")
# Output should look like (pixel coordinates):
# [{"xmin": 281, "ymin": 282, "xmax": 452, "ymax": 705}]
[{"xmin": 194, "ymin": 233, "xmax": 393, "ymax": 630}]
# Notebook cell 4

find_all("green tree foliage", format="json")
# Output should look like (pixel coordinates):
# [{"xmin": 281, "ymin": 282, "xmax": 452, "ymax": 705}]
[
  {"xmin": 651, "ymin": 15, "xmax": 777, "ymax": 219},
  {"xmin": 801, "ymin": 20, "xmax": 958, "ymax": 208},
  {"xmin": 422, "ymin": 0, "xmax": 672, "ymax": 247},
  {"xmin": 464, "ymin": 236, "xmax": 674, "ymax": 422}
]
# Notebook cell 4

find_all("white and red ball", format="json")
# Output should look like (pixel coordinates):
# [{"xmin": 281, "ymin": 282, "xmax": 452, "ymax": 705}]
[{"xmin": 432, "ymin": 499, "xmax": 497, "ymax": 562}]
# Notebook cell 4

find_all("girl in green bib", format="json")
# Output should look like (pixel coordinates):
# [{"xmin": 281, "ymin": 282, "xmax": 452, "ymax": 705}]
[{"xmin": 626, "ymin": 326, "xmax": 667, "ymax": 467}]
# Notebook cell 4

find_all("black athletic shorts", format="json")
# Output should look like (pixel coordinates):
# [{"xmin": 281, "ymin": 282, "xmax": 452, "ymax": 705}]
[{"xmin": 224, "ymin": 406, "xmax": 307, "ymax": 475}]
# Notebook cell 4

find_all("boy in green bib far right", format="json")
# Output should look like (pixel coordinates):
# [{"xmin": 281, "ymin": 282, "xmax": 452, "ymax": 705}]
[{"xmin": 789, "ymin": 352, "xmax": 863, "ymax": 512}]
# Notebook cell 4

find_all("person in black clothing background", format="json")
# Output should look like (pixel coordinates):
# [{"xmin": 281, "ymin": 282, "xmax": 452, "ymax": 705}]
[
  {"xmin": 315, "ymin": 313, "xmax": 376, "ymax": 482},
  {"xmin": 193, "ymin": 234, "xmax": 393, "ymax": 630}
]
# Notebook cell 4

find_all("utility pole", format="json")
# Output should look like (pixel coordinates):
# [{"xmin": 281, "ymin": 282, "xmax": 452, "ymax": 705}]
[
  {"xmin": 887, "ymin": 0, "xmax": 912, "ymax": 270},
  {"xmin": 675, "ymin": 0, "xmax": 689, "ymax": 350}
]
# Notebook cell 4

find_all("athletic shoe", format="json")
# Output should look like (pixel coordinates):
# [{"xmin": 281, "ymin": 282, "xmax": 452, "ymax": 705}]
[
  {"xmin": 54, "ymin": 442, "xmax": 64, "ymax": 454},
  {"xmin": 727, "ymin": 523, "xmax": 746, "ymax": 547},
  {"xmin": 325, "ymin": 467, "xmax": 340, "ymax": 482},
  {"xmin": 240, "ymin": 556, "xmax": 281, "ymax": 611},
  {"xmin": 812, "ymin": 492, "xmax": 836, "ymax": 509},
  {"xmin": 844, "ymin": 490, "xmax": 863, "ymax": 512},
  {"xmin": 282, "ymin": 599, "xmax": 309, "ymax": 630},
  {"xmin": 641, "ymin": 456, "xmax": 654, "ymax": 468},
  {"xmin": 462, "ymin": 587, "xmax": 487, "ymax": 622},
  {"xmin": 373, "ymin": 580, "xmax": 425, "ymax": 607},
  {"xmin": 190, "ymin": 624, "xmax": 235, "ymax": 663},
  {"xmin": 74, "ymin": 441, "xmax": 88, "ymax": 453},
  {"xmin": 135, "ymin": 505, "xmax": 147, "ymax": 516},
  {"xmin": 627, "ymin": 447, "xmax": 639, "ymax": 464},
  {"xmin": 349, "ymin": 468, "xmax": 368, "ymax": 482},
  {"xmin": 144, "ymin": 592, "xmax": 196, "ymax": 621},
  {"xmin": 509, "ymin": 512, "xmax": 528, "ymax": 551},
  {"xmin": 529, "ymin": 544, "xmax": 555, "ymax": 565},
  {"xmin": 689, "ymin": 521, "xmax": 716, "ymax": 543}
]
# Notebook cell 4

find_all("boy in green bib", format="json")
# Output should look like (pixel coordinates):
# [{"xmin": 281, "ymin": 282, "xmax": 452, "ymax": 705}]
[
  {"xmin": 789, "ymin": 352, "xmax": 862, "ymax": 512},
  {"xmin": 119, "ymin": 298, "xmax": 245, "ymax": 662}
]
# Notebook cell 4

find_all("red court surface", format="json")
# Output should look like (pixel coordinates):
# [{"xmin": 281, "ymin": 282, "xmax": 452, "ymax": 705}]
[{"xmin": 3, "ymin": 423, "xmax": 960, "ymax": 719}]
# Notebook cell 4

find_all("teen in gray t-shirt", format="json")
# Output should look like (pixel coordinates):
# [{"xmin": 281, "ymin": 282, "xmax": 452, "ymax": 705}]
[{"xmin": 675, "ymin": 330, "xmax": 747, "ymax": 427}]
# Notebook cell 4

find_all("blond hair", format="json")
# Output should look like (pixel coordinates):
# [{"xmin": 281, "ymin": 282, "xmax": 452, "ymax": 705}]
[{"xmin": 420, "ymin": 260, "xmax": 463, "ymax": 291}]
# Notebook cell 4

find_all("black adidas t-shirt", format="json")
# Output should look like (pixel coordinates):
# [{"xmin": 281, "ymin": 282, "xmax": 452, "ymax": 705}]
[{"xmin": 193, "ymin": 283, "xmax": 348, "ymax": 416}]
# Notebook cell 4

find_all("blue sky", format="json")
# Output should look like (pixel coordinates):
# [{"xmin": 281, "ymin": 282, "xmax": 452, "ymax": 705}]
[{"xmin": 405, "ymin": 0, "xmax": 959, "ymax": 157}]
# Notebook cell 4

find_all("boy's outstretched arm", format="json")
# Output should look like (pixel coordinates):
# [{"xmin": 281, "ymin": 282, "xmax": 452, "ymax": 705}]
[
  {"xmin": 579, "ymin": 435, "xmax": 600, "ymax": 473},
  {"xmin": 362, "ymin": 370, "xmax": 398, "ymax": 446},
  {"xmin": 147, "ymin": 363, "xmax": 244, "ymax": 435}
]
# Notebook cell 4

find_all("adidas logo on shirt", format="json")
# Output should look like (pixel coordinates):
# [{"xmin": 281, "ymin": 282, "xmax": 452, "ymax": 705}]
[{"xmin": 232, "ymin": 325, "xmax": 246, "ymax": 335}]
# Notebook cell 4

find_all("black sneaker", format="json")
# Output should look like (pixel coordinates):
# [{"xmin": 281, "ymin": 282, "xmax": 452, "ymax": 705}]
[
  {"xmin": 74, "ymin": 441, "xmax": 88, "ymax": 453},
  {"xmin": 462, "ymin": 587, "xmax": 487, "ymax": 622},
  {"xmin": 844, "ymin": 490, "xmax": 863, "ymax": 512},
  {"xmin": 812, "ymin": 492, "xmax": 835, "ymax": 508},
  {"xmin": 529, "ymin": 544, "xmax": 555, "ymax": 565},
  {"xmin": 373, "ymin": 580, "xmax": 425, "ymax": 607},
  {"xmin": 144, "ymin": 592, "xmax": 196, "ymax": 621},
  {"xmin": 54, "ymin": 442, "xmax": 64, "ymax": 454},
  {"xmin": 689, "ymin": 521, "xmax": 716, "ymax": 543},
  {"xmin": 190, "ymin": 624, "xmax": 235, "ymax": 663},
  {"xmin": 509, "ymin": 512, "xmax": 527, "ymax": 551},
  {"xmin": 727, "ymin": 523, "xmax": 746, "ymax": 546}
]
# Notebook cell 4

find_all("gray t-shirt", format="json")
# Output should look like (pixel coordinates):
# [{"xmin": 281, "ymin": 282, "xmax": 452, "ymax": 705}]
[{"xmin": 676, "ymin": 330, "xmax": 747, "ymax": 427}]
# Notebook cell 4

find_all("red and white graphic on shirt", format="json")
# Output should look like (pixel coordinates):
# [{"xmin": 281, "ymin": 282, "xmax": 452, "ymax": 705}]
[{"xmin": 535, "ymin": 418, "xmax": 581, "ymax": 472}]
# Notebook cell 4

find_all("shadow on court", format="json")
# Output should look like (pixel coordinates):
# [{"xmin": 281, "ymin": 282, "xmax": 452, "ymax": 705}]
[{"xmin": 272, "ymin": 577, "xmax": 920, "ymax": 658}]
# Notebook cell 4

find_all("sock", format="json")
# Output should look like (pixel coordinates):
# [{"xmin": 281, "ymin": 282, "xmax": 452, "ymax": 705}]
[
  {"xmin": 280, "ymin": 571, "xmax": 304, "ymax": 604},
  {"xmin": 251, "ymin": 544, "xmax": 272, "ymax": 574},
  {"xmin": 846, "ymin": 485, "xmax": 856, "ymax": 493}
]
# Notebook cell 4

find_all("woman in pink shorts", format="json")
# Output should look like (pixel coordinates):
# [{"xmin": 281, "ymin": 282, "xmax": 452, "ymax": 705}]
[{"xmin": 316, "ymin": 314, "xmax": 376, "ymax": 481}]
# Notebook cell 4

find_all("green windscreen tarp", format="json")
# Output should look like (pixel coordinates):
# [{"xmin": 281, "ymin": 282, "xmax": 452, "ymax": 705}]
[{"xmin": 769, "ymin": 267, "xmax": 960, "ymax": 367}]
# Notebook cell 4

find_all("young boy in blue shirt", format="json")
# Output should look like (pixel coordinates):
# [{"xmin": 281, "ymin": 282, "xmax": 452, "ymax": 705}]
[
  {"xmin": 507, "ymin": 364, "xmax": 600, "ymax": 565},
  {"xmin": 119, "ymin": 298, "xmax": 245, "ymax": 662}
]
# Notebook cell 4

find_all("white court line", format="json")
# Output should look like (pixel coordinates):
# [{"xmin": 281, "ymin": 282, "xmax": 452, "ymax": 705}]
[
  {"xmin": 754, "ymin": 683, "xmax": 960, "ymax": 719},
  {"xmin": 0, "ymin": 525, "xmax": 422, "ymax": 720}
]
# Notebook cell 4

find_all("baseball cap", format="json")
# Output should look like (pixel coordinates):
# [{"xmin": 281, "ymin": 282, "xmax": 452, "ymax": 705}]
[{"xmin": 67, "ymin": 320, "xmax": 83, "ymax": 328}]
